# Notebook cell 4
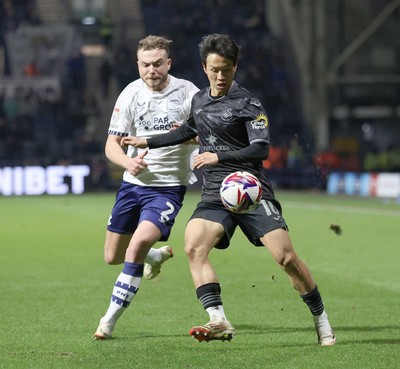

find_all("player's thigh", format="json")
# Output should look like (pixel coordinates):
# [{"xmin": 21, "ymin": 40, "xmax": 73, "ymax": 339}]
[
  {"xmin": 260, "ymin": 228, "xmax": 296, "ymax": 264},
  {"xmin": 104, "ymin": 231, "xmax": 132, "ymax": 264},
  {"xmin": 129, "ymin": 220, "xmax": 162, "ymax": 248},
  {"xmin": 185, "ymin": 218, "xmax": 225, "ymax": 255}
]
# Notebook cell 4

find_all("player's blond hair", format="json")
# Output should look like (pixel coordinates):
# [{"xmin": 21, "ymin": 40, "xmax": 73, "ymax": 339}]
[{"xmin": 137, "ymin": 35, "xmax": 173, "ymax": 56}]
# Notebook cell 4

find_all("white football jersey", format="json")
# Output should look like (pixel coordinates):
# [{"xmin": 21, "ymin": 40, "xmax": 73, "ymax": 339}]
[{"xmin": 108, "ymin": 75, "xmax": 199, "ymax": 186}]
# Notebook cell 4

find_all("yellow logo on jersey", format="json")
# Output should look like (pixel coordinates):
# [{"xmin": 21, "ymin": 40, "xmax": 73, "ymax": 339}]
[{"xmin": 256, "ymin": 113, "xmax": 269, "ymax": 127}]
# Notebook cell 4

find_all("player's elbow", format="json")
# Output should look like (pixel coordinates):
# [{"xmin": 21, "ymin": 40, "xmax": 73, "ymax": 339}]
[{"xmin": 261, "ymin": 145, "xmax": 269, "ymax": 160}]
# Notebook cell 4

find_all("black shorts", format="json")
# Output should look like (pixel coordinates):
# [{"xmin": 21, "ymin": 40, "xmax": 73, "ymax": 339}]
[{"xmin": 189, "ymin": 199, "xmax": 288, "ymax": 249}]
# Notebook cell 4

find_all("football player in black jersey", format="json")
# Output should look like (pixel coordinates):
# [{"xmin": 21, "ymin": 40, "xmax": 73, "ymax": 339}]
[{"xmin": 122, "ymin": 34, "xmax": 336, "ymax": 346}]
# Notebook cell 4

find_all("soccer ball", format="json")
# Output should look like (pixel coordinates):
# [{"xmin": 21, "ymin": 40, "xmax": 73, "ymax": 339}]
[{"xmin": 220, "ymin": 171, "xmax": 262, "ymax": 213}]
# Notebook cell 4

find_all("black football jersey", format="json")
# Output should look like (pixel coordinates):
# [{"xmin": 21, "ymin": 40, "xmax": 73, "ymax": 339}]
[{"xmin": 187, "ymin": 82, "xmax": 276, "ymax": 203}]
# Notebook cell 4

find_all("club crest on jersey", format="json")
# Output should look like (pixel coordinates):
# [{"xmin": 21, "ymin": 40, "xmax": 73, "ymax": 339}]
[
  {"xmin": 249, "ymin": 99, "xmax": 261, "ymax": 107},
  {"xmin": 221, "ymin": 108, "xmax": 234, "ymax": 122},
  {"xmin": 251, "ymin": 113, "xmax": 269, "ymax": 129}
]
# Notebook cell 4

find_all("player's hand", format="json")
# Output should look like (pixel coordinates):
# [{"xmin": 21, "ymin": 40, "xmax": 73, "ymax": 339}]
[
  {"xmin": 170, "ymin": 122, "xmax": 181, "ymax": 131},
  {"xmin": 121, "ymin": 136, "xmax": 148, "ymax": 148},
  {"xmin": 126, "ymin": 149, "xmax": 148, "ymax": 175},
  {"xmin": 192, "ymin": 152, "xmax": 218, "ymax": 168}
]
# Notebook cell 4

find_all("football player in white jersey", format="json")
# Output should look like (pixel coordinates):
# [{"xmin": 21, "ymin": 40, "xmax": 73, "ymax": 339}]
[{"xmin": 94, "ymin": 35, "xmax": 199, "ymax": 340}]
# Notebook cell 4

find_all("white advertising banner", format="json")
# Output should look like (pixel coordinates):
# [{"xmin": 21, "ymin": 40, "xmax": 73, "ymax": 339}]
[
  {"xmin": 0, "ymin": 165, "xmax": 90, "ymax": 196},
  {"xmin": 376, "ymin": 173, "xmax": 400, "ymax": 198},
  {"xmin": 327, "ymin": 172, "xmax": 400, "ymax": 198}
]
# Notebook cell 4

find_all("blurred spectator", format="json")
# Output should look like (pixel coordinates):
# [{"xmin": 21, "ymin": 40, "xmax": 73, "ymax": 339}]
[
  {"xmin": 286, "ymin": 137, "xmax": 305, "ymax": 169},
  {"xmin": 262, "ymin": 146, "xmax": 287, "ymax": 169},
  {"xmin": 364, "ymin": 145, "xmax": 400, "ymax": 172},
  {"xmin": 99, "ymin": 15, "xmax": 114, "ymax": 50},
  {"xmin": 81, "ymin": 89, "xmax": 101, "ymax": 140},
  {"xmin": 23, "ymin": 59, "xmax": 40, "ymax": 76},
  {"xmin": 314, "ymin": 149, "xmax": 340, "ymax": 177},
  {"xmin": 113, "ymin": 44, "xmax": 136, "ymax": 91},
  {"xmin": 99, "ymin": 57, "xmax": 113, "ymax": 98},
  {"xmin": 64, "ymin": 89, "xmax": 87, "ymax": 140},
  {"xmin": 65, "ymin": 49, "xmax": 86, "ymax": 92}
]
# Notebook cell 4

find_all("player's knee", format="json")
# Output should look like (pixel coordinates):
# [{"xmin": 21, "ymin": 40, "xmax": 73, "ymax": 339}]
[
  {"xmin": 184, "ymin": 242, "xmax": 195, "ymax": 258},
  {"xmin": 184, "ymin": 241, "xmax": 207, "ymax": 261},
  {"xmin": 104, "ymin": 255, "xmax": 116, "ymax": 265},
  {"xmin": 104, "ymin": 251, "xmax": 122, "ymax": 265},
  {"xmin": 277, "ymin": 251, "xmax": 298, "ymax": 272}
]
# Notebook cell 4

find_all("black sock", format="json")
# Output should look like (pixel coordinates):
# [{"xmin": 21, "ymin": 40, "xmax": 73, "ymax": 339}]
[
  {"xmin": 301, "ymin": 285, "xmax": 324, "ymax": 316},
  {"xmin": 196, "ymin": 283, "xmax": 222, "ymax": 309}
]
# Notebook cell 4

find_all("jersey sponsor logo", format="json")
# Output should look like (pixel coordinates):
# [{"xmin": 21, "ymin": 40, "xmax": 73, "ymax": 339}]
[
  {"xmin": 205, "ymin": 131, "xmax": 218, "ymax": 145},
  {"xmin": 153, "ymin": 116, "xmax": 172, "ymax": 130},
  {"xmin": 137, "ymin": 116, "xmax": 152, "ymax": 130},
  {"xmin": 153, "ymin": 124, "xmax": 172, "ymax": 130},
  {"xmin": 203, "ymin": 130, "xmax": 229, "ymax": 151},
  {"xmin": 203, "ymin": 145, "xmax": 230, "ymax": 151},
  {"xmin": 221, "ymin": 108, "xmax": 234, "ymax": 122},
  {"xmin": 137, "ymin": 116, "xmax": 172, "ymax": 131},
  {"xmin": 154, "ymin": 116, "xmax": 169, "ymax": 124},
  {"xmin": 251, "ymin": 113, "xmax": 269, "ymax": 129}
]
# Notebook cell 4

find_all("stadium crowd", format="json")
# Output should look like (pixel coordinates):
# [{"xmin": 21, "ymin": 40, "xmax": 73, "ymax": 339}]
[
  {"xmin": 1, "ymin": 0, "xmax": 398, "ymax": 191},
  {"xmin": 0, "ymin": 0, "xmax": 112, "ymax": 189},
  {"xmin": 140, "ymin": 0, "xmax": 298, "ymax": 146}
]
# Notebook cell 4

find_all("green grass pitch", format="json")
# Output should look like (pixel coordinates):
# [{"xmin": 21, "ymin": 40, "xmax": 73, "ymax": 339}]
[{"xmin": 1, "ymin": 190, "xmax": 399, "ymax": 369}]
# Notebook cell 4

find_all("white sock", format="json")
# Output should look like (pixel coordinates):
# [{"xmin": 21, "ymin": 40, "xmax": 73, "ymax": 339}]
[
  {"xmin": 313, "ymin": 311, "xmax": 332, "ymax": 336},
  {"xmin": 101, "ymin": 267, "xmax": 142, "ymax": 325},
  {"xmin": 206, "ymin": 305, "xmax": 227, "ymax": 322}
]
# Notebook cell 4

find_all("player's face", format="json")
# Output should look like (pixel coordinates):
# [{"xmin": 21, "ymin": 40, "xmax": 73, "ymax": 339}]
[
  {"xmin": 137, "ymin": 48, "xmax": 171, "ymax": 91},
  {"xmin": 203, "ymin": 53, "xmax": 237, "ymax": 97}
]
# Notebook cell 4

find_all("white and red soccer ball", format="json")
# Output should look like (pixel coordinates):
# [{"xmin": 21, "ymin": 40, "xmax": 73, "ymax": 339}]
[{"xmin": 220, "ymin": 171, "xmax": 262, "ymax": 213}]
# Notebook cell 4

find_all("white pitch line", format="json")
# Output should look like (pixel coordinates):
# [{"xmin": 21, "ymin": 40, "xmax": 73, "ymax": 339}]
[{"xmin": 284, "ymin": 201, "xmax": 400, "ymax": 217}]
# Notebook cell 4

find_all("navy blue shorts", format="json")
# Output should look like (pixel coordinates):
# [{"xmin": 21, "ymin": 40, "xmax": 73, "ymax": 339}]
[
  {"xmin": 190, "ymin": 199, "xmax": 288, "ymax": 249},
  {"xmin": 107, "ymin": 181, "xmax": 187, "ymax": 241}
]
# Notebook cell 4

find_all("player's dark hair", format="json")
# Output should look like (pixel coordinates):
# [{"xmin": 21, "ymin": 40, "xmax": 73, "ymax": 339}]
[
  {"xmin": 137, "ymin": 35, "xmax": 173, "ymax": 56},
  {"xmin": 198, "ymin": 34, "xmax": 240, "ymax": 66}
]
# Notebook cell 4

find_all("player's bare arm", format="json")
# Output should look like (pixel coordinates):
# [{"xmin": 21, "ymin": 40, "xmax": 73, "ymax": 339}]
[{"xmin": 106, "ymin": 135, "xmax": 148, "ymax": 175}]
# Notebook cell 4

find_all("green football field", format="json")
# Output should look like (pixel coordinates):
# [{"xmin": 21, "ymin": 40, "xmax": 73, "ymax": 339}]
[{"xmin": 1, "ymin": 190, "xmax": 399, "ymax": 369}]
